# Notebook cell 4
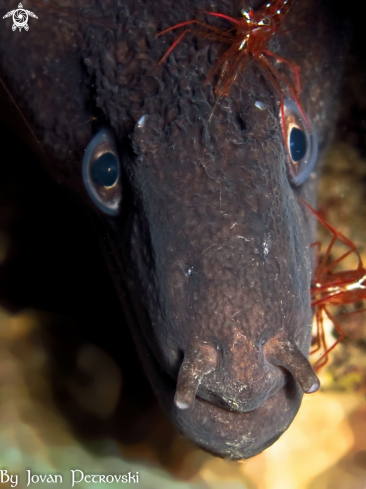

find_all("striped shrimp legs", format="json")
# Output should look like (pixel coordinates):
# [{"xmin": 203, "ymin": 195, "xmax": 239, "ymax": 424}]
[
  {"xmin": 157, "ymin": 0, "xmax": 310, "ymax": 142},
  {"xmin": 303, "ymin": 201, "xmax": 366, "ymax": 371}
]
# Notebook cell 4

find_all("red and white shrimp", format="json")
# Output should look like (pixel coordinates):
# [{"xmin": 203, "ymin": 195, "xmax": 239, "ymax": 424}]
[
  {"xmin": 157, "ymin": 0, "xmax": 309, "ymax": 141},
  {"xmin": 303, "ymin": 201, "xmax": 366, "ymax": 371}
]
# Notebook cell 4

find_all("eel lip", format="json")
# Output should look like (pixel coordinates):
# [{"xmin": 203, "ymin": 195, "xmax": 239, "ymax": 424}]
[{"xmin": 170, "ymin": 371, "xmax": 303, "ymax": 459}]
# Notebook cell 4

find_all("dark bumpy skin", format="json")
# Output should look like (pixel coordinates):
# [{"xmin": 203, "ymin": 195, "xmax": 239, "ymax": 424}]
[{"xmin": 0, "ymin": 0, "xmax": 345, "ymax": 459}]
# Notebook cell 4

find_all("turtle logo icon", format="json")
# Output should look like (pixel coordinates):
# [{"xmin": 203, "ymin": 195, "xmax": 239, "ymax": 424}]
[{"xmin": 3, "ymin": 3, "xmax": 38, "ymax": 31}]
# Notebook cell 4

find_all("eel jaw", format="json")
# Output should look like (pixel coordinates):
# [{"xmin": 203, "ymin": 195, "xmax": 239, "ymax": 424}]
[
  {"xmin": 125, "ymin": 306, "xmax": 309, "ymax": 459},
  {"xmin": 141, "ymin": 337, "xmax": 305, "ymax": 460}
]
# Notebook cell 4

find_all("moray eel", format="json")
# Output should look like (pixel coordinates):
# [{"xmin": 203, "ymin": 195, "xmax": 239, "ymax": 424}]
[{"xmin": 0, "ymin": 0, "xmax": 345, "ymax": 459}]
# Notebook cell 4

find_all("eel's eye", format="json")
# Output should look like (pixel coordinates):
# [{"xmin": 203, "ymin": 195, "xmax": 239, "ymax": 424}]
[
  {"xmin": 82, "ymin": 129, "xmax": 122, "ymax": 216},
  {"xmin": 282, "ymin": 98, "xmax": 318, "ymax": 187}
]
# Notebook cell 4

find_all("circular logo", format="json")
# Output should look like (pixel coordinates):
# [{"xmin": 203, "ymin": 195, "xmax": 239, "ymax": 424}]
[{"xmin": 12, "ymin": 7, "xmax": 28, "ymax": 30}]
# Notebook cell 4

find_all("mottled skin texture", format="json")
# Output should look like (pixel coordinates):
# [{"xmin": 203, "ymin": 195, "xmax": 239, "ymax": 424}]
[{"xmin": 0, "ymin": 0, "xmax": 344, "ymax": 459}]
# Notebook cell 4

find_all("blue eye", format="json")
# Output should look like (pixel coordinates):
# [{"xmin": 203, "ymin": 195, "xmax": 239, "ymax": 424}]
[
  {"xmin": 91, "ymin": 153, "xmax": 119, "ymax": 187},
  {"xmin": 282, "ymin": 98, "xmax": 318, "ymax": 187},
  {"xmin": 289, "ymin": 127, "xmax": 306, "ymax": 162},
  {"xmin": 82, "ymin": 129, "xmax": 122, "ymax": 216}
]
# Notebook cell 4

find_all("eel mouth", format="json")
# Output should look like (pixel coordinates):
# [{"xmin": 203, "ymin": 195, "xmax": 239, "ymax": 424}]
[{"xmin": 135, "ymin": 330, "xmax": 306, "ymax": 459}]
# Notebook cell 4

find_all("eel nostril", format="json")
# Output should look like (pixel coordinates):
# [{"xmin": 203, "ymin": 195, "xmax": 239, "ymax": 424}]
[
  {"xmin": 263, "ymin": 336, "xmax": 320, "ymax": 394},
  {"xmin": 174, "ymin": 343, "xmax": 218, "ymax": 410}
]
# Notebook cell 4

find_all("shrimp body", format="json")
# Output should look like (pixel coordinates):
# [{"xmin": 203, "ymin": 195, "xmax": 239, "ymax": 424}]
[
  {"xmin": 312, "ymin": 268, "xmax": 366, "ymax": 307},
  {"xmin": 235, "ymin": 0, "xmax": 297, "ymax": 55}
]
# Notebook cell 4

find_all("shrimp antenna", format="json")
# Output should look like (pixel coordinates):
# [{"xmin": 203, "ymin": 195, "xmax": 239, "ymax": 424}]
[{"xmin": 0, "ymin": 76, "xmax": 40, "ymax": 147}]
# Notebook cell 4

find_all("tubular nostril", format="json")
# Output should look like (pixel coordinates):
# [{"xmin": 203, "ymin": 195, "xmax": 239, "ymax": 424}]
[
  {"xmin": 263, "ymin": 336, "xmax": 320, "ymax": 394},
  {"xmin": 174, "ymin": 343, "xmax": 218, "ymax": 410}
]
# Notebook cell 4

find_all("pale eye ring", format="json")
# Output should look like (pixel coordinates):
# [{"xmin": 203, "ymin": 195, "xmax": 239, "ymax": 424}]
[
  {"xmin": 82, "ymin": 128, "xmax": 122, "ymax": 216},
  {"xmin": 282, "ymin": 98, "xmax": 318, "ymax": 187}
]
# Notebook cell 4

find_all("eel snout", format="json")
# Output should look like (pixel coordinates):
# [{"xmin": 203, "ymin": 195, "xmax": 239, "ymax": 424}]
[{"xmin": 174, "ymin": 334, "xmax": 319, "ymax": 413}]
